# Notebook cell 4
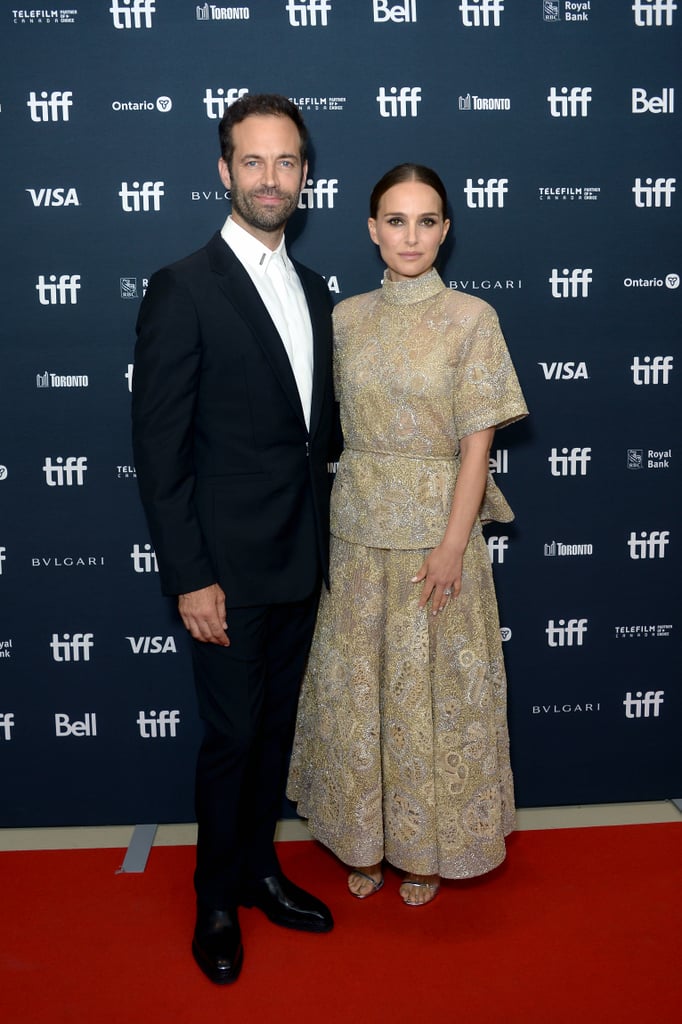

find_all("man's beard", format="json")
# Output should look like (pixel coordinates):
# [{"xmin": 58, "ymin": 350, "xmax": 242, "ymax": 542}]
[{"xmin": 229, "ymin": 180, "xmax": 300, "ymax": 233}]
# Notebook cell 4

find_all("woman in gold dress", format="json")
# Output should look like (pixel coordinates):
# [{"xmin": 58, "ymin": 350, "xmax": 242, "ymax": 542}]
[{"xmin": 287, "ymin": 164, "xmax": 528, "ymax": 906}]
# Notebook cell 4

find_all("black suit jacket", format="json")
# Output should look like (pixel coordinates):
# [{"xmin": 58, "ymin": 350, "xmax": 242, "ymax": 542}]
[{"xmin": 132, "ymin": 231, "xmax": 335, "ymax": 604}]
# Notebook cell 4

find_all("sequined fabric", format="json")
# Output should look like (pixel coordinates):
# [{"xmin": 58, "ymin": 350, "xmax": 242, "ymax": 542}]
[{"xmin": 287, "ymin": 270, "xmax": 528, "ymax": 879}]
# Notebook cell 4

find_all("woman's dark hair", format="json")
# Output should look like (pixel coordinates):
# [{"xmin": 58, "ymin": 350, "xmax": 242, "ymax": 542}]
[
  {"xmin": 369, "ymin": 163, "xmax": 448, "ymax": 219},
  {"xmin": 219, "ymin": 93, "xmax": 308, "ymax": 170}
]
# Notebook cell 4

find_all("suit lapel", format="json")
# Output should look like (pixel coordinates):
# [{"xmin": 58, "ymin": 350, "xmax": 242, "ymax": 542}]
[{"xmin": 294, "ymin": 259, "xmax": 331, "ymax": 440}]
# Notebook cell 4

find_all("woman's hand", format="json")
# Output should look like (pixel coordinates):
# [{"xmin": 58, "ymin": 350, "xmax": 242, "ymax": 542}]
[{"xmin": 412, "ymin": 543, "xmax": 464, "ymax": 615}]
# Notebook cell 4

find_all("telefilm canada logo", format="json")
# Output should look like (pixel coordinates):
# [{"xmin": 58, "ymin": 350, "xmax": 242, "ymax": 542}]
[
  {"xmin": 615, "ymin": 624, "xmax": 672, "ymax": 639},
  {"xmin": 117, "ymin": 464, "xmax": 137, "ymax": 480},
  {"xmin": 12, "ymin": 8, "xmax": 78, "ymax": 24},
  {"xmin": 538, "ymin": 186, "xmax": 600, "ymax": 201},
  {"xmin": 626, "ymin": 448, "xmax": 672, "ymax": 470},
  {"xmin": 543, "ymin": 1, "xmax": 591, "ymax": 22},
  {"xmin": 289, "ymin": 96, "xmax": 347, "ymax": 112},
  {"xmin": 195, "ymin": 4, "xmax": 250, "ymax": 19}
]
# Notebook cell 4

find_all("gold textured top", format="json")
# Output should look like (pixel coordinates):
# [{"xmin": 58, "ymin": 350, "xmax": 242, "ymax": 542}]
[{"xmin": 330, "ymin": 269, "xmax": 528, "ymax": 549}]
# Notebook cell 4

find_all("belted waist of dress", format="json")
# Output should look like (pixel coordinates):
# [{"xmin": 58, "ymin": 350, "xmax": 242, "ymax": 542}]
[{"xmin": 342, "ymin": 447, "xmax": 459, "ymax": 463}]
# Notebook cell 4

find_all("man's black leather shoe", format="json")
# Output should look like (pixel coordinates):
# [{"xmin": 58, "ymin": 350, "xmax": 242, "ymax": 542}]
[
  {"xmin": 241, "ymin": 874, "xmax": 333, "ymax": 933},
  {"xmin": 192, "ymin": 905, "xmax": 243, "ymax": 985}
]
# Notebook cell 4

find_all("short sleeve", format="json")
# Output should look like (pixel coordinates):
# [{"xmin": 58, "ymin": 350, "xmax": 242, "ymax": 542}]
[{"xmin": 452, "ymin": 304, "xmax": 528, "ymax": 439}]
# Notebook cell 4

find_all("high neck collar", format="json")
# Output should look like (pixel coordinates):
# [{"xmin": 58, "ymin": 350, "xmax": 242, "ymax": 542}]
[{"xmin": 380, "ymin": 267, "xmax": 445, "ymax": 305}]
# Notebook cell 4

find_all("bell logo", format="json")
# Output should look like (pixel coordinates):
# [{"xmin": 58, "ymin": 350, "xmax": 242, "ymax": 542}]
[
  {"xmin": 547, "ymin": 86, "xmax": 592, "ymax": 117},
  {"xmin": 487, "ymin": 536, "xmax": 509, "ymax": 563},
  {"xmin": 130, "ymin": 543, "xmax": 158, "ymax": 573},
  {"xmin": 549, "ymin": 267, "xmax": 592, "ymax": 298},
  {"xmin": 36, "ymin": 274, "xmax": 81, "ymax": 305},
  {"xmin": 43, "ymin": 456, "xmax": 88, "ymax": 486},
  {"xmin": 297, "ymin": 178, "xmax": 339, "ymax": 209},
  {"xmin": 50, "ymin": 633, "xmax": 94, "ymax": 662},
  {"xmin": 631, "ymin": 355, "xmax": 673, "ymax": 384},
  {"xmin": 27, "ymin": 90, "xmax": 73, "ymax": 122},
  {"xmin": 119, "ymin": 181, "xmax": 164, "ymax": 212},
  {"xmin": 373, "ymin": 0, "xmax": 417, "ymax": 21},
  {"xmin": 126, "ymin": 636, "xmax": 177, "ymax": 654},
  {"xmin": 627, "ymin": 530, "xmax": 670, "ymax": 559},
  {"xmin": 632, "ymin": 177, "xmax": 676, "ymax": 207},
  {"xmin": 376, "ymin": 86, "xmax": 422, "ymax": 118},
  {"xmin": 464, "ymin": 178, "xmax": 508, "ymax": 209},
  {"xmin": 632, "ymin": 88, "xmax": 675, "ymax": 113},
  {"xmin": 545, "ymin": 618, "xmax": 588, "ymax": 647},
  {"xmin": 55, "ymin": 713, "xmax": 97, "ymax": 737},
  {"xmin": 203, "ymin": 87, "xmax": 249, "ymax": 119},
  {"xmin": 110, "ymin": 0, "xmax": 156, "ymax": 29},
  {"xmin": 286, "ymin": 0, "xmax": 331, "ymax": 26},
  {"xmin": 137, "ymin": 710, "xmax": 180, "ymax": 738},
  {"xmin": 623, "ymin": 691, "xmax": 664, "ymax": 718},
  {"xmin": 0, "ymin": 713, "xmax": 15, "ymax": 741},
  {"xmin": 488, "ymin": 449, "xmax": 508, "ymax": 474},
  {"xmin": 548, "ymin": 447, "xmax": 591, "ymax": 476},
  {"xmin": 632, "ymin": 0, "xmax": 677, "ymax": 27},
  {"xmin": 459, "ymin": 0, "xmax": 504, "ymax": 27}
]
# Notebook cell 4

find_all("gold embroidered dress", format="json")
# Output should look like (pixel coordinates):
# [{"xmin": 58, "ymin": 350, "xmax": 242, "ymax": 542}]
[{"xmin": 288, "ymin": 269, "xmax": 528, "ymax": 879}]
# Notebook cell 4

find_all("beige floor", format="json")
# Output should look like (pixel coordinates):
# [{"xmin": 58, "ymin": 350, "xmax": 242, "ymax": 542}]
[{"xmin": 1, "ymin": 801, "xmax": 679, "ymax": 851}]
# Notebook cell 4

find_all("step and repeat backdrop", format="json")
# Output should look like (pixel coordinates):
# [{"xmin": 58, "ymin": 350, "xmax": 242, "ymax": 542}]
[{"xmin": 1, "ymin": 1, "xmax": 680, "ymax": 826}]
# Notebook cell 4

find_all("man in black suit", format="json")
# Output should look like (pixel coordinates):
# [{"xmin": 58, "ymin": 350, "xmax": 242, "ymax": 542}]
[{"xmin": 132, "ymin": 94, "xmax": 335, "ymax": 985}]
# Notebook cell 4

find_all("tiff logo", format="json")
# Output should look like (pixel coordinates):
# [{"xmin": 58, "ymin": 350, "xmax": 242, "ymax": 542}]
[
  {"xmin": 547, "ymin": 86, "xmax": 592, "ymax": 117},
  {"xmin": 623, "ymin": 690, "xmax": 664, "ymax": 718},
  {"xmin": 549, "ymin": 267, "xmax": 592, "ymax": 298},
  {"xmin": 50, "ymin": 633, "xmax": 94, "ymax": 662},
  {"xmin": 548, "ymin": 447, "xmax": 591, "ymax": 476},
  {"xmin": 286, "ymin": 0, "xmax": 331, "ymax": 26},
  {"xmin": 373, "ymin": 0, "xmax": 417, "ymax": 21},
  {"xmin": 131, "ymin": 543, "xmax": 158, "ymax": 573},
  {"xmin": 464, "ymin": 177, "xmax": 508, "ymax": 208},
  {"xmin": 631, "ymin": 355, "xmax": 673, "ymax": 384},
  {"xmin": 203, "ymin": 87, "xmax": 249, "ymax": 119},
  {"xmin": 125, "ymin": 363, "xmax": 134, "ymax": 392},
  {"xmin": 487, "ymin": 536, "xmax": 509, "ymax": 563},
  {"xmin": 27, "ymin": 90, "xmax": 73, "ymax": 122},
  {"xmin": 377, "ymin": 86, "xmax": 422, "ymax": 117},
  {"xmin": 632, "ymin": 0, "xmax": 677, "ymax": 26},
  {"xmin": 36, "ymin": 274, "xmax": 81, "ymax": 305},
  {"xmin": 546, "ymin": 618, "xmax": 588, "ymax": 647},
  {"xmin": 43, "ymin": 456, "xmax": 88, "ymax": 486},
  {"xmin": 137, "ymin": 709, "xmax": 180, "ymax": 738},
  {"xmin": 632, "ymin": 177, "xmax": 676, "ymax": 207},
  {"xmin": 627, "ymin": 530, "xmax": 670, "ymax": 558},
  {"xmin": 459, "ymin": 0, "xmax": 504, "ymax": 27},
  {"xmin": 0, "ymin": 546, "xmax": 5, "ymax": 575},
  {"xmin": 0, "ymin": 713, "xmax": 15, "ymax": 741},
  {"xmin": 298, "ymin": 178, "xmax": 339, "ymax": 209},
  {"xmin": 110, "ymin": 0, "xmax": 156, "ymax": 29},
  {"xmin": 119, "ymin": 181, "xmax": 164, "ymax": 212}
]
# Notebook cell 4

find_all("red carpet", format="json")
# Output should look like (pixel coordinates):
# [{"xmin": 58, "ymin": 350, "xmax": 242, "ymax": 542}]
[{"xmin": 1, "ymin": 824, "xmax": 680, "ymax": 1023}]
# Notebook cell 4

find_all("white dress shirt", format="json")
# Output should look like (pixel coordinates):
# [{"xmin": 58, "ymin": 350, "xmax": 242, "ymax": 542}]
[{"xmin": 221, "ymin": 215, "xmax": 314, "ymax": 430}]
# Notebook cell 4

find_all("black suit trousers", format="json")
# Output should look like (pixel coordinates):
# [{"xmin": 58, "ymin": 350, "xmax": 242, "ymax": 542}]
[{"xmin": 191, "ymin": 587, "xmax": 320, "ymax": 909}]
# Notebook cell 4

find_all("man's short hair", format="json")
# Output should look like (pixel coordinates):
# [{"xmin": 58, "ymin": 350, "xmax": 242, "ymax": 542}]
[{"xmin": 219, "ymin": 94, "xmax": 308, "ymax": 170}]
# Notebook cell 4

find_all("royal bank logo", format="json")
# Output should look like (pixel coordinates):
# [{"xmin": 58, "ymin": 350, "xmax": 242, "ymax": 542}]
[
  {"xmin": 548, "ymin": 447, "xmax": 591, "ymax": 476},
  {"xmin": 489, "ymin": 449, "xmax": 508, "ymax": 474},
  {"xmin": 376, "ymin": 86, "xmax": 422, "ymax": 117},
  {"xmin": 55, "ymin": 713, "xmax": 97, "ymax": 737},
  {"xmin": 545, "ymin": 618, "xmax": 588, "ymax": 647},
  {"xmin": 623, "ymin": 691, "xmax": 664, "ymax": 718},
  {"xmin": 487, "ymin": 536, "xmax": 509, "ymax": 563},
  {"xmin": 632, "ymin": 0, "xmax": 677, "ymax": 27},
  {"xmin": 27, "ymin": 187, "xmax": 80, "ymax": 207},
  {"xmin": 12, "ymin": 8, "xmax": 78, "ymax": 24},
  {"xmin": 549, "ymin": 267, "xmax": 592, "ymax": 298},
  {"xmin": 297, "ymin": 178, "xmax": 339, "ymax": 209},
  {"xmin": 195, "ymin": 4, "xmax": 251, "ymax": 19},
  {"xmin": 459, "ymin": 0, "xmax": 504, "ymax": 26},
  {"xmin": 137, "ymin": 710, "xmax": 180, "ymax": 738},
  {"xmin": 110, "ymin": 0, "xmax": 155, "ymax": 30},
  {"xmin": 543, "ymin": 1, "xmax": 591, "ymax": 21},
  {"xmin": 615, "ymin": 623, "xmax": 672, "ymax": 638},
  {"xmin": 203, "ymin": 87, "xmax": 249, "ymax": 119},
  {"xmin": 50, "ymin": 632, "xmax": 94, "ymax": 662},
  {"xmin": 458, "ymin": 93, "xmax": 511, "ymax": 111},
  {"xmin": 36, "ymin": 274, "xmax": 81, "ymax": 305},
  {"xmin": 624, "ymin": 274, "xmax": 680, "ymax": 289},
  {"xmin": 286, "ymin": 0, "xmax": 331, "ymax": 26},
  {"xmin": 43, "ymin": 456, "xmax": 88, "ymax": 486},
  {"xmin": 0, "ymin": 714, "xmax": 15, "ymax": 740},
  {"xmin": 373, "ymin": 0, "xmax": 416, "ymax": 21},
  {"xmin": 120, "ymin": 277, "xmax": 148, "ymax": 299},
  {"xmin": 463, "ymin": 178, "xmax": 508, "ymax": 208},
  {"xmin": 130, "ymin": 543, "xmax": 158, "ymax": 573},
  {"xmin": 632, "ymin": 88, "xmax": 675, "ymax": 113},
  {"xmin": 538, "ymin": 186, "xmax": 600, "ymax": 201},
  {"xmin": 626, "ymin": 447, "xmax": 672, "ymax": 470},
  {"xmin": 627, "ymin": 530, "xmax": 670, "ymax": 559},
  {"xmin": 0, "ymin": 639, "xmax": 13, "ymax": 660},
  {"xmin": 547, "ymin": 86, "xmax": 592, "ymax": 117},
  {"xmin": 27, "ymin": 90, "xmax": 73, "ymax": 122},
  {"xmin": 288, "ymin": 96, "xmax": 347, "ymax": 112},
  {"xmin": 119, "ymin": 181, "xmax": 164, "ymax": 212},
  {"xmin": 631, "ymin": 355, "xmax": 673, "ymax": 384},
  {"xmin": 544, "ymin": 541, "xmax": 593, "ymax": 557},
  {"xmin": 36, "ymin": 371, "xmax": 89, "ymax": 388},
  {"xmin": 539, "ymin": 361, "xmax": 589, "ymax": 380},
  {"xmin": 632, "ymin": 177, "xmax": 676, "ymax": 207},
  {"xmin": 112, "ymin": 96, "xmax": 172, "ymax": 113}
]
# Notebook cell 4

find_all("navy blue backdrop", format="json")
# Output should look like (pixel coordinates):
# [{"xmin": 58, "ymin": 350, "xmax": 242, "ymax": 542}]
[{"xmin": 1, "ymin": 0, "xmax": 680, "ymax": 826}]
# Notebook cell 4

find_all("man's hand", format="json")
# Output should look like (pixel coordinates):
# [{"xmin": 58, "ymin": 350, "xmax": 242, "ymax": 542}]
[{"xmin": 178, "ymin": 584, "xmax": 229, "ymax": 646}]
